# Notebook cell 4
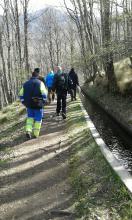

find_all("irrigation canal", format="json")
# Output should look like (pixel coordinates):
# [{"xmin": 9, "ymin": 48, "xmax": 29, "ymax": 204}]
[{"xmin": 81, "ymin": 91, "xmax": 132, "ymax": 175}]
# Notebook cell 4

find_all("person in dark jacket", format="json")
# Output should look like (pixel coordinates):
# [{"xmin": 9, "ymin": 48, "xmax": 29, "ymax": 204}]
[
  {"xmin": 53, "ymin": 66, "xmax": 68, "ymax": 119},
  {"xmin": 68, "ymin": 68, "xmax": 79, "ymax": 101},
  {"xmin": 19, "ymin": 68, "xmax": 47, "ymax": 139}
]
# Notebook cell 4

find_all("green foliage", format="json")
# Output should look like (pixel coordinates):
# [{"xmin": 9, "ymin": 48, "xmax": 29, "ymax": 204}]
[
  {"xmin": 18, "ymin": 108, "xmax": 26, "ymax": 115},
  {"xmin": 0, "ymin": 116, "xmax": 8, "ymax": 124},
  {"xmin": 0, "ymin": 159, "xmax": 10, "ymax": 165},
  {"xmin": 0, "ymin": 101, "xmax": 25, "ymax": 124},
  {"xmin": 0, "ymin": 101, "xmax": 26, "ymax": 151}
]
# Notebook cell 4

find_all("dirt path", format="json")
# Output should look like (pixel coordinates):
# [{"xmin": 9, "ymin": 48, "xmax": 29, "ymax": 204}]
[{"xmin": 0, "ymin": 101, "xmax": 75, "ymax": 220}]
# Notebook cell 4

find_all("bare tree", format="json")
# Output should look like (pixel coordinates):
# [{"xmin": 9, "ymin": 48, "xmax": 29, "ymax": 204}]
[
  {"xmin": 100, "ymin": 0, "xmax": 117, "ymax": 91},
  {"xmin": 21, "ymin": 0, "xmax": 30, "ymax": 72},
  {"xmin": 33, "ymin": 7, "xmax": 75, "ymax": 72}
]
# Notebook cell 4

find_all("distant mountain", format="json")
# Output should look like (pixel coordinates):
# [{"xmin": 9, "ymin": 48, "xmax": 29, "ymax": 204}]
[
  {"xmin": 0, "ymin": 6, "xmax": 68, "ymax": 33},
  {"xmin": 29, "ymin": 7, "xmax": 68, "ymax": 32}
]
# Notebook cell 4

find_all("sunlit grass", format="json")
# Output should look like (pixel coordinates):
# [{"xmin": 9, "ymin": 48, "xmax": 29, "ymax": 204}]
[
  {"xmin": 67, "ymin": 98, "xmax": 132, "ymax": 220},
  {"xmin": 0, "ymin": 101, "xmax": 26, "ymax": 152},
  {"xmin": 0, "ymin": 101, "xmax": 25, "ymax": 125}
]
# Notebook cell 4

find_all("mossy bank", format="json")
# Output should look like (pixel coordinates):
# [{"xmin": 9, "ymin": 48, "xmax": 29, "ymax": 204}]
[{"xmin": 67, "ymin": 98, "xmax": 132, "ymax": 220}]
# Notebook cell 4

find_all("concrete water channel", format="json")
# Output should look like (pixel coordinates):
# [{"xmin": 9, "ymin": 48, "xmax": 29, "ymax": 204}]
[{"xmin": 81, "ymin": 91, "xmax": 132, "ymax": 175}]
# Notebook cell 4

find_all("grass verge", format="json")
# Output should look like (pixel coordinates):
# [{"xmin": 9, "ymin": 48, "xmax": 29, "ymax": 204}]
[
  {"xmin": 0, "ymin": 101, "xmax": 26, "ymax": 152},
  {"xmin": 67, "ymin": 98, "xmax": 132, "ymax": 220}
]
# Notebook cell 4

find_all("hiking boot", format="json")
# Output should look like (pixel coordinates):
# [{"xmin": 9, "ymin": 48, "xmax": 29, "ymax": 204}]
[
  {"xmin": 32, "ymin": 135, "xmax": 37, "ymax": 139},
  {"xmin": 62, "ymin": 112, "xmax": 66, "ymax": 119},
  {"xmin": 26, "ymin": 132, "xmax": 32, "ymax": 139}
]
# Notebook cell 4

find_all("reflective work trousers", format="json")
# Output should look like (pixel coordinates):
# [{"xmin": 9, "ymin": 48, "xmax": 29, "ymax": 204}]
[{"xmin": 26, "ymin": 108, "xmax": 44, "ymax": 137}]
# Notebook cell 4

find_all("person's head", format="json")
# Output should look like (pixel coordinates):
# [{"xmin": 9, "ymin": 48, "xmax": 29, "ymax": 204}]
[
  {"xmin": 48, "ymin": 68, "xmax": 52, "ymax": 73},
  {"xmin": 69, "ymin": 68, "xmax": 75, "ymax": 74},
  {"xmin": 32, "ymin": 68, "xmax": 40, "ymax": 77},
  {"xmin": 54, "ymin": 66, "xmax": 62, "ymax": 74},
  {"xmin": 47, "ymin": 68, "xmax": 54, "ymax": 74}
]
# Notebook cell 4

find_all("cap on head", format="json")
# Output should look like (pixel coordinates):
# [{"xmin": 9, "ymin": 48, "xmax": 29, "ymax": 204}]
[
  {"xmin": 34, "ymin": 68, "xmax": 40, "ymax": 73},
  {"xmin": 32, "ymin": 68, "xmax": 40, "ymax": 77}
]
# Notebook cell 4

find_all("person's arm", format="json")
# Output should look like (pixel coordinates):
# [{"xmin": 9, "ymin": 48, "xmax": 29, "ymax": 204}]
[
  {"xmin": 52, "ymin": 74, "xmax": 57, "ymax": 91},
  {"xmin": 65, "ymin": 73, "xmax": 69, "ymax": 91},
  {"xmin": 76, "ymin": 73, "xmax": 79, "ymax": 86},
  {"xmin": 19, "ymin": 86, "xmax": 25, "ymax": 105},
  {"xmin": 40, "ymin": 82, "xmax": 47, "ymax": 102},
  {"xmin": 45, "ymin": 75, "xmax": 48, "ymax": 87},
  {"xmin": 43, "ymin": 77, "xmax": 46, "ymax": 86}
]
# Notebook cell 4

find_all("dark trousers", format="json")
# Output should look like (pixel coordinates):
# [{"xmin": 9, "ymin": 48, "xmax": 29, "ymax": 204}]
[
  {"xmin": 56, "ymin": 92, "xmax": 67, "ymax": 114},
  {"xmin": 70, "ymin": 87, "xmax": 76, "ymax": 100},
  {"xmin": 48, "ymin": 88, "xmax": 55, "ymax": 103}
]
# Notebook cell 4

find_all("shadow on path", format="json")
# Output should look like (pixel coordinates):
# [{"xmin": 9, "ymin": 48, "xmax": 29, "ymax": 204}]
[{"xmin": 0, "ymin": 100, "xmax": 78, "ymax": 220}]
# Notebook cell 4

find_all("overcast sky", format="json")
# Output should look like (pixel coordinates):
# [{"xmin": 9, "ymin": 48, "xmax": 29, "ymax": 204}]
[
  {"xmin": 29, "ymin": 0, "xmax": 69, "ymax": 11},
  {"xmin": 0, "ymin": 0, "xmax": 72, "ymax": 14}
]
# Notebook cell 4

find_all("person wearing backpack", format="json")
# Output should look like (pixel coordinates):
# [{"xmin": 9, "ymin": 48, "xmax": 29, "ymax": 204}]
[
  {"xmin": 19, "ymin": 68, "xmax": 47, "ymax": 139},
  {"xmin": 68, "ymin": 68, "xmax": 79, "ymax": 101},
  {"xmin": 53, "ymin": 66, "xmax": 68, "ymax": 119},
  {"xmin": 45, "ymin": 69, "xmax": 55, "ymax": 104}
]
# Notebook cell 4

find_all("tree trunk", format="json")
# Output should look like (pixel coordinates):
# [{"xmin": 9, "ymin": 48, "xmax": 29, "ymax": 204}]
[
  {"xmin": 0, "ymin": 31, "xmax": 9, "ymax": 105},
  {"xmin": 15, "ymin": 0, "xmax": 22, "ymax": 69},
  {"xmin": 23, "ymin": 0, "xmax": 29, "ymax": 72},
  {"xmin": 100, "ymin": 0, "xmax": 117, "ymax": 92}
]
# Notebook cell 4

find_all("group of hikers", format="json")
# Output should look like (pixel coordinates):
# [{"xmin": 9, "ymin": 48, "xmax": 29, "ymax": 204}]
[{"xmin": 19, "ymin": 65, "xmax": 79, "ymax": 139}]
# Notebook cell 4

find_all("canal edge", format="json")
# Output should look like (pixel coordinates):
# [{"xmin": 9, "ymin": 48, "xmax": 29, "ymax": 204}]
[{"xmin": 79, "ymin": 100, "xmax": 132, "ymax": 195}]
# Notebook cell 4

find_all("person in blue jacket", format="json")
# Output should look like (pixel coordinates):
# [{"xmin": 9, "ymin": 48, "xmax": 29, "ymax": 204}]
[
  {"xmin": 45, "ymin": 69, "xmax": 55, "ymax": 103},
  {"xmin": 19, "ymin": 68, "xmax": 47, "ymax": 139}
]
